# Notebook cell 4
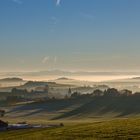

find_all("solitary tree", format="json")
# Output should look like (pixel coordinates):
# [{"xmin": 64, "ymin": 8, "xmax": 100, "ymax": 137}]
[
  {"xmin": 68, "ymin": 88, "xmax": 72, "ymax": 97},
  {"xmin": 0, "ymin": 110, "xmax": 5, "ymax": 117}
]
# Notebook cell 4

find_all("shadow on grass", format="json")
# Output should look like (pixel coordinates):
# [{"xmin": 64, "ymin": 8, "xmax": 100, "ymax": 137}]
[
  {"xmin": 6, "ymin": 96, "xmax": 140, "ymax": 119},
  {"xmin": 52, "ymin": 96, "xmax": 140, "ymax": 120}
]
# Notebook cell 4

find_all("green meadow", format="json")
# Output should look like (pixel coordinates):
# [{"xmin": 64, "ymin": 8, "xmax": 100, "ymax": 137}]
[{"xmin": 0, "ymin": 118, "xmax": 140, "ymax": 140}]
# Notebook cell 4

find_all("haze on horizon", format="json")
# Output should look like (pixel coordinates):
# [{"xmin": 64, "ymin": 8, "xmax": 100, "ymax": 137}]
[{"xmin": 0, "ymin": 0, "xmax": 140, "ymax": 72}]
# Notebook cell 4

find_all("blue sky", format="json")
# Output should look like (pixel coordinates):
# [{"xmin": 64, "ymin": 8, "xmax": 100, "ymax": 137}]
[{"xmin": 0, "ymin": 0, "xmax": 140, "ymax": 72}]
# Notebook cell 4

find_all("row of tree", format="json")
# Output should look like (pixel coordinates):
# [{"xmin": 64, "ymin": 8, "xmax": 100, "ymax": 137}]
[{"xmin": 69, "ymin": 88, "xmax": 140, "ymax": 98}]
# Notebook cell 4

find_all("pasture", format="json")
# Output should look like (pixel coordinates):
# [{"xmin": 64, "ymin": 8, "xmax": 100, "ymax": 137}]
[{"xmin": 0, "ymin": 118, "xmax": 140, "ymax": 140}]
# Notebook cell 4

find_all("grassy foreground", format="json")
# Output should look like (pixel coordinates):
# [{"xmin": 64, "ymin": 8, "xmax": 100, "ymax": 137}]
[{"xmin": 0, "ymin": 118, "xmax": 140, "ymax": 140}]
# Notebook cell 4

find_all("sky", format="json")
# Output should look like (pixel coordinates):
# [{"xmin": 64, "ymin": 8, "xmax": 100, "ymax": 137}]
[{"xmin": 0, "ymin": 0, "xmax": 140, "ymax": 72}]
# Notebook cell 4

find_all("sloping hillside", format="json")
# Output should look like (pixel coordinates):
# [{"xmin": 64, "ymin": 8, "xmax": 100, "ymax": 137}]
[{"xmin": 4, "ymin": 96, "xmax": 140, "ymax": 120}]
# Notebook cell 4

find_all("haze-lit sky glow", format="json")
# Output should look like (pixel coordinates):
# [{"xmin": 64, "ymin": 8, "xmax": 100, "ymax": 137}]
[{"xmin": 0, "ymin": 0, "xmax": 140, "ymax": 72}]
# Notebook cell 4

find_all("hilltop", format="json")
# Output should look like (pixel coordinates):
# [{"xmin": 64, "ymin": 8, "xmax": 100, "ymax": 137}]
[
  {"xmin": 0, "ymin": 78, "xmax": 24, "ymax": 82},
  {"xmin": 55, "ymin": 77, "xmax": 74, "ymax": 81}
]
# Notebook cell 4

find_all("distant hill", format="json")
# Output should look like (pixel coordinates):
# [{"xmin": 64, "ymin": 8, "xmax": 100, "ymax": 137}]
[
  {"xmin": 56, "ymin": 77, "xmax": 74, "ymax": 81},
  {"xmin": 0, "ymin": 77, "xmax": 24, "ymax": 82},
  {"xmin": 23, "ymin": 81, "xmax": 52, "ymax": 87},
  {"xmin": 131, "ymin": 77, "xmax": 140, "ymax": 80},
  {"xmin": 21, "ymin": 81, "xmax": 72, "ymax": 87},
  {"xmin": 50, "ymin": 77, "xmax": 96, "ymax": 86},
  {"xmin": 16, "ymin": 81, "xmax": 74, "ymax": 93}
]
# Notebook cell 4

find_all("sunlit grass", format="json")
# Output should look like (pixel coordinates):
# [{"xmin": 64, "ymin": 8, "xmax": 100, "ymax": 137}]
[{"xmin": 0, "ymin": 118, "xmax": 140, "ymax": 140}]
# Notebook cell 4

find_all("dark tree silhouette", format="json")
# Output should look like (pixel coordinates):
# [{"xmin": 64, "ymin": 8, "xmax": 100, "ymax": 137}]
[
  {"xmin": 0, "ymin": 110, "xmax": 5, "ymax": 117},
  {"xmin": 104, "ymin": 88, "xmax": 120, "ymax": 97},
  {"xmin": 71, "ymin": 92, "xmax": 81, "ymax": 98},
  {"xmin": 93, "ymin": 89, "xmax": 103, "ymax": 96},
  {"xmin": 120, "ymin": 89, "xmax": 132, "ymax": 96}
]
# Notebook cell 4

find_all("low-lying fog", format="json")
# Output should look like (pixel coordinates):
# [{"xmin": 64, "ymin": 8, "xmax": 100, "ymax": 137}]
[{"xmin": 0, "ymin": 75, "xmax": 136, "ymax": 82}]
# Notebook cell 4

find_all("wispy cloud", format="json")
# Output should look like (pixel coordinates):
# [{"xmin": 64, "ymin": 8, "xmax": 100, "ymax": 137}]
[
  {"xmin": 56, "ymin": 0, "xmax": 61, "ymax": 6},
  {"xmin": 12, "ymin": 0, "xmax": 60, "ymax": 6},
  {"xmin": 42, "ymin": 56, "xmax": 49, "ymax": 64},
  {"xmin": 12, "ymin": 0, "xmax": 22, "ymax": 4}
]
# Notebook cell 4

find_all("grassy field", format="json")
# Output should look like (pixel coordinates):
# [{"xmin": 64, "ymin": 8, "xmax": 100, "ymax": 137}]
[{"xmin": 0, "ymin": 118, "xmax": 140, "ymax": 140}]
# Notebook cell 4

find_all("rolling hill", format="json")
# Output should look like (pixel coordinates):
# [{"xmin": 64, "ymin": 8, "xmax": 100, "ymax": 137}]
[
  {"xmin": 0, "ymin": 78, "xmax": 24, "ymax": 82},
  {"xmin": 4, "ymin": 95, "xmax": 140, "ymax": 121}
]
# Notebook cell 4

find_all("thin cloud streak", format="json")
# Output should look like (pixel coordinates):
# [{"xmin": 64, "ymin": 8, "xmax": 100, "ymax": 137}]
[
  {"xmin": 56, "ymin": 0, "xmax": 61, "ymax": 6},
  {"xmin": 42, "ymin": 56, "xmax": 49, "ymax": 64}
]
